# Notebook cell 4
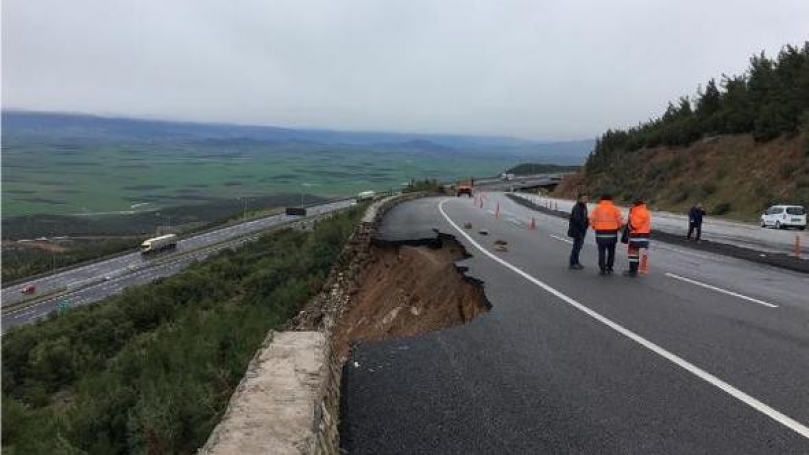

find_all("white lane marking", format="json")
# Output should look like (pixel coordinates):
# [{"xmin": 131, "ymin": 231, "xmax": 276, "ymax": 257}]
[
  {"xmin": 438, "ymin": 199, "xmax": 809, "ymax": 439},
  {"xmin": 654, "ymin": 244, "xmax": 714, "ymax": 261},
  {"xmin": 549, "ymin": 234, "xmax": 574, "ymax": 244},
  {"xmin": 13, "ymin": 309, "xmax": 37, "ymax": 319},
  {"xmin": 664, "ymin": 273, "xmax": 778, "ymax": 308}
]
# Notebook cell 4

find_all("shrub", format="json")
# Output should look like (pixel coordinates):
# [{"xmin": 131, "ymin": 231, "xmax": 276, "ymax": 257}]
[
  {"xmin": 2, "ymin": 205, "xmax": 365, "ymax": 453},
  {"xmin": 712, "ymin": 202, "xmax": 732, "ymax": 215}
]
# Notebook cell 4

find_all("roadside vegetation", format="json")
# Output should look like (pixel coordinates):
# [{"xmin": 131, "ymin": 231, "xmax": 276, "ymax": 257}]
[
  {"xmin": 402, "ymin": 178, "xmax": 447, "ymax": 193},
  {"xmin": 1, "ymin": 204, "xmax": 364, "ymax": 454},
  {"xmin": 572, "ymin": 42, "xmax": 809, "ymax": 219},
  {"xmin": 505, "ymin": 163, "xmax": 579, "ymax": 175}
]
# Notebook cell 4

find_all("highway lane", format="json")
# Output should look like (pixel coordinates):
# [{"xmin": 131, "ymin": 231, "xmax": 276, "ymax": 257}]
[
  {"xmin": 341, "ymin": 194, "xmax": 809, "ymax": 453},
  {"xmin": 1, "ymin": 199, "xmax": 353, "ymax": 307},
  {"xmin": 512, "ymin": 192, "xmax": 808, "ymax": 257},
  {"xmin": 1, "ymin": 200, "xmax": 352, "ymax": 331}
]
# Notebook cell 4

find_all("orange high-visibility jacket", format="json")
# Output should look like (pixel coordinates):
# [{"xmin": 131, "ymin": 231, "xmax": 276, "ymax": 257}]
[
  {"xmin": 590, "ymin": 200, "xmax": 623, "ymax": 232},
  {"xmin": 629, "ymin": 203, "xmax": 651, "ymax": 236}
]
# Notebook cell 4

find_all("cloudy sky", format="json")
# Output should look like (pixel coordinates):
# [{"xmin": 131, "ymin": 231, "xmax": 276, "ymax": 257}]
[{"xmin": 3, "ymin": 1, "xmax": 808, "ymax": 140}]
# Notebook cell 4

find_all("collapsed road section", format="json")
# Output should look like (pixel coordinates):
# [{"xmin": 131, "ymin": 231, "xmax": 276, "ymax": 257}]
[{"xmin": 332, "ymin": 233, "xmax": 490, "ymax": 360}]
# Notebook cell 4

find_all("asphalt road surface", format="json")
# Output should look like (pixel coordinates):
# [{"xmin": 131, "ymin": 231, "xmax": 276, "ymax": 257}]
[
  {"xmin": 512, "ymin": 193, "xmax": 808, "ymax": 257},
  {"xmin": 341, "ymin": 193, "xmax": 809, "ymax": 453},
  {"xmin": 2, "ymin": 199, "xmax": 353, "ymax": 332}
]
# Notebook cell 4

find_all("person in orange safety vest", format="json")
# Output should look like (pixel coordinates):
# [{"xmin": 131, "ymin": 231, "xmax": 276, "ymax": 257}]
[
  {"xmin": 624, "ymin": 198, "xmax": 651, "ymax": 277},
  {"xmin": 589, "ymin": 194, "xmax": 624, "ymax": 275}
]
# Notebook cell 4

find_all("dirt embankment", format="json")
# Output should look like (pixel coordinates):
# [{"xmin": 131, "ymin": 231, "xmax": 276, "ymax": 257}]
[
  {"xmin": 333, "ymin": 236, "xmax": 488, "ymax": 358},
  {"xmin": 554, "ymin": 133, "xmax": 809, "ymax": 221}
]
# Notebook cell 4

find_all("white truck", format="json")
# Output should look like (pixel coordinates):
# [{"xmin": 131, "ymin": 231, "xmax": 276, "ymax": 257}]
[
  {"xmin": 140, "ymin": 234, "xmax": 178, "ymax": 255},
  {"xmin": 356, "ymin": 190, "xmax": 376, "ymax": 202}
]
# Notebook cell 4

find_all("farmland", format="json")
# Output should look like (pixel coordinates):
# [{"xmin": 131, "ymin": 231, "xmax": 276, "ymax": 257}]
[{"xmin": 2, "ymin": 111, "xmax": 592, "ymax": 218}]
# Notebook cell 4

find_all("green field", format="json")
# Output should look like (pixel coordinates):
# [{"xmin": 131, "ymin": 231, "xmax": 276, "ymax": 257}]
[{"xmin": 2, "ymin": 141, "xmax": 516, "ymax": 217}]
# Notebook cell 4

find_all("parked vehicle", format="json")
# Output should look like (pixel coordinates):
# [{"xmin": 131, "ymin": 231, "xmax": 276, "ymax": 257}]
[
  {"xmin": 21, "ymin": 284, "xmax": 36, "ymax": 294},
  {"xmin": 760, "ymin": 205, "xmax": 806, "ymax": 230},
  {"xmin": 140, "ymin": 234, "xmax": 178, "ymax": 254}
]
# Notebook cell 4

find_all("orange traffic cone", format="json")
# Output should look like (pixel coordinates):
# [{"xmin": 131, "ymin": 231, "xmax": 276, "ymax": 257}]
[{"xmin": 639, "ymin": 249, "xmax": 649, "ymax": 275}]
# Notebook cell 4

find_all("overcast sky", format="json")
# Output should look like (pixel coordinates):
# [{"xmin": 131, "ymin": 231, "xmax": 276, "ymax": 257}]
[{"xmin": 3, "ymin": 1, "xmax": 808, "ymax": 140}]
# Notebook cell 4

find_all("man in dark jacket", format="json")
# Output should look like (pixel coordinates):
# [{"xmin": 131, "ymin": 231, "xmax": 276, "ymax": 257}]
[
  {"xmin": 687, "ymin": 203, "xmax": 705, "ymax": 241},
  {"xmin": 568, "ymin": 193, "xmax": 589, "ymax": 269}
]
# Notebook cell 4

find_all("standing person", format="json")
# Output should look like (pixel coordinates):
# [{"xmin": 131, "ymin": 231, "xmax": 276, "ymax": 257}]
[
  {"xmin": 624, "ymin": 198, "xmax": 651, "ymax": 277},
  {"xmin": 687, "ymin": 203, "xmax": 705, "ymax": 242},
  {"xmin": 567, "ymin": 193, "xmax": 589, "ymax": 270},
  {"xmin": 589, "ymin": 194, "xmax": 624, "ymax": 275}
]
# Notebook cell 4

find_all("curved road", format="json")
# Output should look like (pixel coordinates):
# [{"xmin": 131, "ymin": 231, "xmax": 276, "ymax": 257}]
[{"xmin": 341, "ymin": 193, "xmax": 809, "ymax": 453}]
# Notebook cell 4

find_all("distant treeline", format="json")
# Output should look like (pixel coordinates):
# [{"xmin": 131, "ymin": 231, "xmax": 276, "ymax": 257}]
[
  {"xmin": 587, "ymin": 42, "xmax": 809, "ymax": 175},
  {"xmin": 506, "ymin": 163, "xmax": 579, "ymax": 176},
  {"xmin": 2, "ymin": 205, "xmax": 364, "ymax": 454}
]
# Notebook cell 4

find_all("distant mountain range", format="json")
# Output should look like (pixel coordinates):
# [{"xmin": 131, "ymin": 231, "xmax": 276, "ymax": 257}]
[{"xmin": 2, "ymin": 111, "xmax": 594, "ymax": 164}]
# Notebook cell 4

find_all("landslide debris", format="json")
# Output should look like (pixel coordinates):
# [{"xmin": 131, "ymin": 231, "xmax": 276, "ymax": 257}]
[{"xmin": 333, "ymin": 235, "xmax": 488, "ymax": 358}]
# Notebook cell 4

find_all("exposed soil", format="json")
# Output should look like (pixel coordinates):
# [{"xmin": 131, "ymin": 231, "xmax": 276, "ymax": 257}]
[
  {"xmin": 554, "ymin": 133, "xmax": 809, "ymax": 221},
  {"xmin": 333, "ymin": 236, "xmax": 489, "ymax": 359}
]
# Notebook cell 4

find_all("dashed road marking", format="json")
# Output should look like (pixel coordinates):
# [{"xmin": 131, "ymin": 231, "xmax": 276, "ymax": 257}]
[
  {"xmin": 439, "ymin": 198, "xmax": 808, "ymax": 440},
  {"xmin": 549, "ymin": 234, "xmax": 574, "ymax": 244},
  {"xmin": 665, "ymin": 272, "xmax": 778, "ymax": 308}
]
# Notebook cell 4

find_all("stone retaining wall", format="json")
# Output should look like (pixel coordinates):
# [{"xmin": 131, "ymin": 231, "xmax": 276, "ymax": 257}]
[{"xmin": 201, "ymin": 192, "xmax": 426, "ymax": 454}]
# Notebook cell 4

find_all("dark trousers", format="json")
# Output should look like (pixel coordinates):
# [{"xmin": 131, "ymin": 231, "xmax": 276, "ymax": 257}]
[
  {"xmin": 596, "ymin": 236, "xmax": 617, "ymax": 271},
  {"xmin": 569, "ymin": 235, "xmax": 585, "ymax": 265},
  {"xmin": 687, "ymin": 223, "xmax": 702, "ymax": 241}
]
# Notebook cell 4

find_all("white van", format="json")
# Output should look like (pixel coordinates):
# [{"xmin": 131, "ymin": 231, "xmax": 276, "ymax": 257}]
[{"xmin": 760, "ymin": 205, "xmax": 806, "ymax": 230}]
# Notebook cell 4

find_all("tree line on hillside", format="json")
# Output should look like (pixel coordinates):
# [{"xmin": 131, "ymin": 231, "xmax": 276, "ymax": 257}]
[
  {"xmin": 586, "ymin": 42, "xmax": 809, "ymax": 174},
  {"xmin": 506, "ymin": 163, "xmax": 579, "ymax": 175},
  {"xmin": 2, "ymin": 205, "xmax": 364, "ymax": 454}
]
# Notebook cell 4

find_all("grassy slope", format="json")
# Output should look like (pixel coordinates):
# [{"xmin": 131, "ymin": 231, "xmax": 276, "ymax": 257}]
[{"xmin": 554, "ymin": 134, "xmax": 809, "ymax": 221}]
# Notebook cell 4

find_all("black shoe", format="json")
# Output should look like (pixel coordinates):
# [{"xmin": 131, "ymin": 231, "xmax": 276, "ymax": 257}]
[
  {"xmin": 607, "ymin": 267, "xmax": 614, "ymax": 274},
  {"xmin": 599, "ymin": 270, "xmax": 608, "ymax": 276}
]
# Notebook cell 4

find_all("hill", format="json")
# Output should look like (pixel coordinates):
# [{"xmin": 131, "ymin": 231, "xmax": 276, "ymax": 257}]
[
  {"xmin": 554, "ymin": 133, "xmax": 808, "ymax": 220},
  {"xmin": 558, "ymin": 42, "xmax": 809, "ymax": 220},
  {"xmin": 1, "ymin": 110, "xmax": 592, "ymax": 157}
]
